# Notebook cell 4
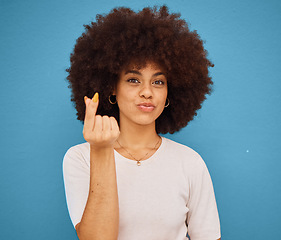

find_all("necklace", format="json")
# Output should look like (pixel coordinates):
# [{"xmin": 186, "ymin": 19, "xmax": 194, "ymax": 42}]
[{"xmin": 116, "ymin": 137, "xmax": 161, "ymax": 166}]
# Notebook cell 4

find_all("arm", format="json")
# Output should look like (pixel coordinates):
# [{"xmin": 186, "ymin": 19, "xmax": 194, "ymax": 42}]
[
  {"xmin": 76, "ymin": 93, "xmax": 120, "ymax": 240},
  {"xmin": 186, "ymin": 154, "xmax": 221, "ymax": 240}
]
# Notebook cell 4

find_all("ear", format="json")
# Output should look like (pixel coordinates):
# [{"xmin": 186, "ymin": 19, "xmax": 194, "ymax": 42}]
[
  {"xmin": 112, "ymin": 78, "xmax": 119, "ymax": 95},
  {"xmin": 112, "ymin": 85, "xmax": 117, "ymax": 95}
]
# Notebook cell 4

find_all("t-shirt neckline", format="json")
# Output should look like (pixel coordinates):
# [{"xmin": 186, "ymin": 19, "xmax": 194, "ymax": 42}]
[{"xmin": 114, "ymin": 136, "xmax": 166, "ymax": 166}]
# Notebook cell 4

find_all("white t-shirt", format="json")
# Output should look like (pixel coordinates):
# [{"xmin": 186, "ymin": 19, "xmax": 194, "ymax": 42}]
[{"xmin": 63, "ymin": 137, "xmax": 221, "ymax": 240}]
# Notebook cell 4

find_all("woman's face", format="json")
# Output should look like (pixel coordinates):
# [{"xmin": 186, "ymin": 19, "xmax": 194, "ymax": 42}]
[{"xmin": 115, "ymin": 62, "xmax": 168, "ymax": 128}]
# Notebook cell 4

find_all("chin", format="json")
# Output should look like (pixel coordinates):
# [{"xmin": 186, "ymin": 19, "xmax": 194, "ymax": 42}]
[
  {"xmin": 120, "ymin": 109, "xmax": 163, "ymax": 127},
  {"xmin": 133, "ymin": 114, "xmax": 161, "ymax": 126}
]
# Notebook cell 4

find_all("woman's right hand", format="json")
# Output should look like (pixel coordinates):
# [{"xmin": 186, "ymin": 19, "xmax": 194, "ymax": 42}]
[{"xmin": 83, "ymin": 93, "xmax": 120, "ymax": 149}]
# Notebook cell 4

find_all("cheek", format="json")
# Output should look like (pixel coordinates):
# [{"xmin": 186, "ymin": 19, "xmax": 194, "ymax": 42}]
[
  {"xmin": 116, "ymin": 90, "xmax": 137, "ymax": 112},
  {"xmin": 159, "ymin": 89, "xmax": 168, "ymax": 103},
  {"xmin": 117, "ymin": 89, "xmax": 135, "ymax": 102}
]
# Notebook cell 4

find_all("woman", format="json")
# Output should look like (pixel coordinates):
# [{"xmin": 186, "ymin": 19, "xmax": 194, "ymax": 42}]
[{"xmin": 63, "ymin": 5, "xmax": 221, "ymax": 240}]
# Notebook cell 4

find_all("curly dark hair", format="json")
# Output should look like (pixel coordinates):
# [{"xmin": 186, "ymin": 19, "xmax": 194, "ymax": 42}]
[{"xmin": 66, "ymin": 5, "xmax": 213, "ymax": 134}]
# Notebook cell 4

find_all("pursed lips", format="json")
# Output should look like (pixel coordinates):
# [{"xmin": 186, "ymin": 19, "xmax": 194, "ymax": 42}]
[{"xmin": 136, "ymin": 102, "xmax": 156, "ymax": 112}]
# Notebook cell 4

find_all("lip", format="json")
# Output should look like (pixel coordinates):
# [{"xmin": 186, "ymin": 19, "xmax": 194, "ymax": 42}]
[{"xmin": 137, "ymin": 102, "xmax": 156, "ymax": 112}]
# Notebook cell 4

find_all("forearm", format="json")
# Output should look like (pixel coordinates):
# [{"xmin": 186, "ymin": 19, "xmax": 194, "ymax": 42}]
[{"xmin": 77, "ymin": 147, "xmax": 119, "ymax": 240}]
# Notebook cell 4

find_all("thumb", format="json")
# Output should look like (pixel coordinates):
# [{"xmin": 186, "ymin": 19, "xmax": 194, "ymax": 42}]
[
  {"xmin": 84, "ymin": 92, "xmax": 99, "ymax": 131},
  {"xmin": 84, "ymin": 92, "xmax": 99, "ymax": 112},
  {"xmin": 91, "ymin": 92, "xmax": 99, "ymax": 114}
]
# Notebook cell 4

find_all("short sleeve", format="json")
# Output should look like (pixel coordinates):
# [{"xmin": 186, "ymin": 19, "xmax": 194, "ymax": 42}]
[
  {"xmin": 186, "ymin": 155, "xmax": 221, "ymax": 240},
  {"xmin": 63, "ymin": 145, "xmax": 90, "ymax": 228}
]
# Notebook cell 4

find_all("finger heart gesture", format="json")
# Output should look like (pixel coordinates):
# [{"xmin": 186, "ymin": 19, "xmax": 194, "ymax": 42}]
[{"xmin": 83, "ymin": 93, "xmax": 120, "ymax": 148}]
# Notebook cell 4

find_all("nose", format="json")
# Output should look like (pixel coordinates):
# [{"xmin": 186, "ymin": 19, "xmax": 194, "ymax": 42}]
[{"xmin": 139, "ymin": 83, "xmax": 153, "ymax": 99}]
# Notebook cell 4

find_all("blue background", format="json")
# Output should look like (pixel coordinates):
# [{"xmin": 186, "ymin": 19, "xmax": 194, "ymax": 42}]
[{"xmin": 1, "ymin": 0, "xmax": 281, "ymax": 239}]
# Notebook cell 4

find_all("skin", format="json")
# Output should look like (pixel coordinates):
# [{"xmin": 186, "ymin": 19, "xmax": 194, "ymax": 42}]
[
  {"xmin": 76, "ymin": 63, "xmax": 167, "ymax": 240},
  {"xmin": 75, "ymin": 62, "xmax": 220, "ymax": 240},
  {"xmin": 76, "ymin": 94, "xmax": 120, "ymax": 240},
  {"xmin": 113, "ymin": 62, "xmax": 168, "ymax": 157}
]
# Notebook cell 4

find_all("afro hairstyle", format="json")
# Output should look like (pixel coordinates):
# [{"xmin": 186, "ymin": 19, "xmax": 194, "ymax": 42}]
[{"xmin": 66, "ymin": 5, "xmax": 214, "ymax": 134}]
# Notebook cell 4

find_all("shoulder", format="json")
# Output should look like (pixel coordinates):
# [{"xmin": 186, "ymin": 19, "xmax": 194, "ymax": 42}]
[
  {"xmin": 63, "ymin": 142, "xmax": 90, "ymax": 169},
  {"xmin": 162, "ymin": 137, "xmax": 208, "ymax": 175},
  {"xmin": 65, "ymin": 142, "xmax": 90, "ymax": 156},
  {"xmin": 162, "ymin": 137, "xmax": 203, "ymax": 163}
]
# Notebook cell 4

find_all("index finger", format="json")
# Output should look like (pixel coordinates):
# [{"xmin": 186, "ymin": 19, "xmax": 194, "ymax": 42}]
[{"xmin": 83, "ymin": 93, "xmax": 99, "ymax": 132}]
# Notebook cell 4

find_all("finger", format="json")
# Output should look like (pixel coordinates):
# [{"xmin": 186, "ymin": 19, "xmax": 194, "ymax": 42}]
[
  {"xmin": 110, "ymin": 117, "xmax": 120, "ymax": 136},
  {"xmin": 83, "ymin": 93, "xmax": 99, "ymax": 133},
  {"xmin": 93, "ymin": 115, "xmax": 103, "ymax": 136},
  {"xmin": 102, "ymin": 116, "xmax": 111, "ymax": 132}
]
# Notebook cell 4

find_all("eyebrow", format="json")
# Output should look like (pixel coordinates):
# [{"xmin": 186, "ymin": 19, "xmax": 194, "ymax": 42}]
[{"xmin": 124, "ymin": 70, "xmax": 165, "ymax": 77}]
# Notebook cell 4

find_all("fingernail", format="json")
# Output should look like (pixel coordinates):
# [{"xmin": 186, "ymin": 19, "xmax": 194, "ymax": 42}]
[
  {"xmin": 84, "ymin": 96, "xmax": 88, "ymax": 103},
  {"xmin": 93, "ymin": 92, "xmax": 99, "ymax": 103}
]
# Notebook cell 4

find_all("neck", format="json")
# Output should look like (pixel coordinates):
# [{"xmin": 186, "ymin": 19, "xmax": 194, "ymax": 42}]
[{"xmin": 116, "ymin": 120, "xmax": 160, "ymax": 150}]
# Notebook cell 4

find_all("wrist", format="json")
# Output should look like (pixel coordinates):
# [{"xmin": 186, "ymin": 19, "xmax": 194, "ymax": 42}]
[
  {"xmin": 90, "ymin": 145, "xmax": 115, "ymax": 163},
  {"xmin": 90, "ymin": 144, "xmax": 114, "ymax": 152}
]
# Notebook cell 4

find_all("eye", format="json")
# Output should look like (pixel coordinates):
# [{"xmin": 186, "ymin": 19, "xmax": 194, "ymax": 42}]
[
  {"xmin": 152, "ymin": 80, "xmax": 165, "ymax": 85},
  {"xmin": 127, "ymin": 78, "xmax": 140, "ymax": 84}
]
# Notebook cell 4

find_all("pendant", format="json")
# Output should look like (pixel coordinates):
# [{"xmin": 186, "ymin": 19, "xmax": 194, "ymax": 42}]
[{"xmin": 137, "ymin": 161, "xmax": 141, "ymax": 166}]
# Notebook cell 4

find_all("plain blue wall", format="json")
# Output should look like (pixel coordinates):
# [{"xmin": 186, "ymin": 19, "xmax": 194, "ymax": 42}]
[{"xmin": 1, "ymin": 0, "xmax": 281, "ymax": 239}]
